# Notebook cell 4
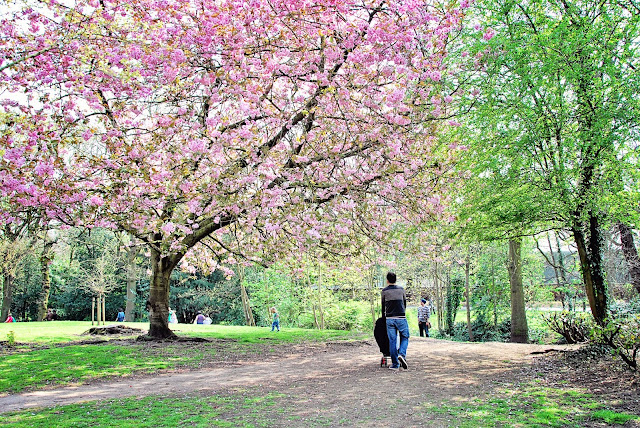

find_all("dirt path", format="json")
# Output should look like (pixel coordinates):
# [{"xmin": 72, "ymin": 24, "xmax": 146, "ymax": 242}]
[{"xmin": 0, "ymin": 337, "xmax": 575, "ymax": 419}]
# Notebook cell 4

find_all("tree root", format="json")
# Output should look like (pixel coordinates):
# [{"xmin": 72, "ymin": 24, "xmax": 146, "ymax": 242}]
[{"xmin": 135, "ymin": 335, "xmax": 210, "ymax": 343}]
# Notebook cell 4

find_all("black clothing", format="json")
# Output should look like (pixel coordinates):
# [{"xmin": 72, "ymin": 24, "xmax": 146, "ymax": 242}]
[
  {"xmin": 374, "ymin": 317, "xmax": 390, "ymax": 356},
  {"xmin": 381, "ymin": 284, "xmax": 407, "ymax": 319}
]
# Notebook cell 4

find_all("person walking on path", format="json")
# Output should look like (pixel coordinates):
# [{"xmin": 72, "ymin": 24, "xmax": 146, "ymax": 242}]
[
  {"xmin": 381, "ymin": 272, "xmax": 409, "ymax": 371},
  {"xmin": 270, "ymin": 307, "xmax": 280, "ymax": 332},
  {"xmin": 418, "ymin": 298, "xmax": 431, "ymax": 337}
]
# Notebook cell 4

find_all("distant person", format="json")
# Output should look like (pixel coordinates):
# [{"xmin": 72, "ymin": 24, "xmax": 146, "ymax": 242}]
[
  {"xmin": 115, "ymin": 308, "xmax": 125, "ymax": 322},
  {"xmin": 4, "ymin": 313, "xmax": 15, "ymax": 323},
  {"xmin": 381, "ymin": 272, "xmax": 409, "ymax": 371},
  {"xmin": 168, "ymin": 308, "xmax": 178, "ymax": 324},
  {"xmin": 418, "ymin": 298, "xmax": 431, "ymax": 337},
  {"xmin": 194, "ymin": 311, "xmax": 205, "ymax": 325},
  {"xmin": 270, "ymin": 307, "xmax": 280, "ymax": 332},
  {"xmin": 428, "ymin": 298, "xmax": 436, "ymax": 315},
  {"xmin": 203, "ymin": 314, "xmax": 212, "ymax": 325},
  {"xmin": 45, "ymin": 308, "xmax": 56, "ymax": 321},
  {"xmin": 51, "ymin": 309, "xmax": 59, "ymax": 320}
]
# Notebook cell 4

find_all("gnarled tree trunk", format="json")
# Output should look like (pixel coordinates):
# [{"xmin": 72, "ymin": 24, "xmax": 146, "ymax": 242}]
[
  {"xmin": 573, "ymin": 213, "xmax": 608, "ymax": 325},
  {"xmin": 146, "ymin": 245, "xmax": 178, "ymax": 339}
]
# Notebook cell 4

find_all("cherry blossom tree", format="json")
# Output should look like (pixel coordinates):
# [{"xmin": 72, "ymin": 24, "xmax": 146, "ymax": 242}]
[{"xmin": 1, "ymin": 0, "xmax": 467, "ymax": 338}]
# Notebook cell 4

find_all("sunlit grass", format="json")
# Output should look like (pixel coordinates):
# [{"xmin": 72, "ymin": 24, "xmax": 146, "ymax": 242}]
[
  {"xmin": 2, "ymin": 393, "xmax": 285, "ymax": 427},
  {"xmin": 0, "ymin": 345, "xmax": 175, "ymax": 394},
  {"xmin": 424, "ymin": 384, "xmax": 638, "ymax": 427},
  {"xmin": 173, "ymin": 323, "xmax": 361, "ymax": 343},
  {"xmin": 0, "ymin": 322, "xmax": 365, "ymax": 394},
  {"xmin": 0, "ymin": 321, "xmax": 362, "ymax": 345},
  {"xmin": 0, "ymin": 321, "xmax": 101, "ymax": 344}
]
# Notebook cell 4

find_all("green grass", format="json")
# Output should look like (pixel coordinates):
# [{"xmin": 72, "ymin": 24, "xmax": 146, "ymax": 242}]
[
  {"xmin": 2, "ymin": 393, "xmax": 285, "ymax": 427},
  {"xmin": 0, "ymin": 321, "xmax": 360, "ymax": 345},
  {"xmin": 172, "ymin": 323, "xmax": 358, "ymax": 343},
  {"xmin": 0, "ymin": 321, "xmax": 102, "ymax": 345},
  {"xmin": 0, "ymin": 321, "xmax": 365, "ymax": 394},
  {"xmin": 424, "ymin": 384, "xmax": 639, "ymax": 427},
  {"xmin": 591, "ymin": 409, "xmax": 638, "ymax": 425},
  {"xmin": 6, "ymin": 382, "xmax": 636, "ymax": 428},
  {"xmin": 0, "ymin": 344, "xmax": 183, "ymax": 393}
]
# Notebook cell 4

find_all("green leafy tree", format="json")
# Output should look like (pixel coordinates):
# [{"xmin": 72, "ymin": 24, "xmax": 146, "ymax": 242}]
[
  {"xmin": 453, "ymin": 0, "xmax": 640, "ymax": 325},
  {"xmin": 446, "ymin": 276, "xmax": 465, "ymax": 336}
]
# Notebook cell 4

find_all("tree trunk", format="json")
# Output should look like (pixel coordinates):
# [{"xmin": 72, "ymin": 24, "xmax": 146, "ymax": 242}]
[
  {"xmin": 572, "ymin": 214, "xmax": 608, "ymax": 325},
  {"xmin": 546, "ymin": 232, "xmax": 566, "ymax": 307},
  {"xmin": 465, "ymin": 259, "xmax": 473, "ymax": 342},
  {"xmin": 317, "ymin": 265, "xmax": 324, "ymax": 330},
  {"xmin": 147, "ymin": 246, "xmax": 178, "ymax": 339},
  {"xmin": 434, "ymin": 262, "xmax": 442, "ymax": 331},
  {"xmin": 618, "ymin": 222, "xmax": 640, "ymax": 295},
  {"xmin": 369, "ymin": 267, "xmax": 376, "ymax": 324},
  {"xmin": 239, "ymin": 267, "xmax": 255, "ymax": 326},
  {"xmin": 37, "ymin": 240, "xmax": 54, "ymax": 321},
  {"xmin": 491, "ymin": 252, "xmax": 497, "ymax": 327},
  {"xmin": 508, "ymin": 238, "xmax": 528, "ymax": 343},
  {"xmin": 1, "ymin": 273, "xmax": 14, "ymax": 322},
  {"xmin": 124, "ymin": 246, "xmax": 139, "ymax": 322}
]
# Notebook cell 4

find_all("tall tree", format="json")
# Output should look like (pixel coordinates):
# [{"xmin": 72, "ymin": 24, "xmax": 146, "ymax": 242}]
[
  {"xmin": 0, "ymin": 225, "xmax": 33, "ymax": 321},
  {"xmin": 618, "ymin": 223, "xmax": 640, "ymax": 295},
  {"xmin": 507, "ymin": 238, "xmax": 528, "ymax": 343},
  {"xmin": 0, "ymin": 213, "xmax": 39, "ymax": 320},
  {"xmin": 0, "ymin": 0, "xmax": 469, "ymax": 338},
  {"xmin": 452, "ymin": 0, "xmax": 640, "ymax": 324},
  {"xmin": 0, "ymin": 113, "xmax": 41, "ymax": 321},
  {"xmin": 36, "ymin": 229, "xmax": 57, "ymax": 321}
]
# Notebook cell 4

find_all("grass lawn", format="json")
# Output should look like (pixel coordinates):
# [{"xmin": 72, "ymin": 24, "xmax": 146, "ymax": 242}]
[
  {"xmin": 424, "ymin": 384, "xmax": 638, "ymax": 428},
  {"xmin": 2, "ymin": 383, "xmax": 637, "ymax": 428},
  {"xmin": 2, "ymin": 393, "xmax": 285, "ymax": 428},
  {"xmin": 0, "ymin": 321, "xmax": 364, "ymax": 394}
]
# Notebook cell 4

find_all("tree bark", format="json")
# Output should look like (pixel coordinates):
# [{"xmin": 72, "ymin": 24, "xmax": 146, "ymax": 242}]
[
  {"xmin": 124, "ymin": 246, "xmax": 139, "ymax": 322},
  {"xmin": 37, "ymin": 240, "xmax": 54, "ymax": 321},
  {"xmin": 146, "ymin": 245, "xmax": 178, "ymax": 339},
  {"xmin": 573, "ymin": 214, "xmax": 608, "ymax": 325},
  {"xmin": 508, "ymin": 238, "xmax": 528, "ymax": 343},
  {"xmin": 434, "ymin": 262, "xmax": 442, "ymax": 331},
  {"xmin": 239, "ymin": 267, "xmax": 255, "ymax": 326},
  {"xmin": 1, "ymin": 273, "xmax": 14, "ymax": 322},
  {"xmin": 618, "ymin": 222, "xmax": 640, "ymax": 295},
  {"xmin": 465, "ymin": 259, "xmax": 473, "ymax": 342}
]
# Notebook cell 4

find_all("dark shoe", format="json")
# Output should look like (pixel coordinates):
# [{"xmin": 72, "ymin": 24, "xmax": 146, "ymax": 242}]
[
  {"xmin": 388, "ymin": 365, "xmax": 399, "ymax": 371},
  {"xmin": 398, "ymin": 355, "xmax": 408, "ymax": 370}
]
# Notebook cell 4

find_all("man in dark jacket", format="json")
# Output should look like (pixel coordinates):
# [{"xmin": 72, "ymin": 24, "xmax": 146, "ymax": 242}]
[{"xmin": 381, "ymin": 272, "xmax": 409, "ymax": 370}]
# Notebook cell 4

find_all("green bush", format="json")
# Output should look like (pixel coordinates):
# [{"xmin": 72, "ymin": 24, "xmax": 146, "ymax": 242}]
[
  {"xmin": 591, "ymin": 300, "xmax": 640, "ymax": 371},
  {"xmin": 543, "ymin": 311, "xmax": 592, "ymax": 344},
  {"xmin": 323, "ymin": 300, "xmax": 373, "ymax": 331}
]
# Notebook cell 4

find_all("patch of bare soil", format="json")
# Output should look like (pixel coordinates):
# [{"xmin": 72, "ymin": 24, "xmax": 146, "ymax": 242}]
[
  {"xmin": 529, "ymin": 345, "xmax": 640, "ymax": 418},
  {"xmin": 0, "ymin": 338, "xmax": 638, "ymax": 427}
]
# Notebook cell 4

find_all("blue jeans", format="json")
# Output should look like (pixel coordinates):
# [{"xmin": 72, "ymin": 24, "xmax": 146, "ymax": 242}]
[
  {"xmin": 271, "ymin": 320, "xmax": 280, "ymax": 331},
  {"xmin": 386, "ymin": 318, "xmax": 410, "ymax": 367}
]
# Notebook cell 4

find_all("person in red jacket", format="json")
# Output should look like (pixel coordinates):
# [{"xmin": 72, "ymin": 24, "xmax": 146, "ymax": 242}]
[{"xmin": 4, "ymin": 313, "xmax": 15, "ymax": 323}]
